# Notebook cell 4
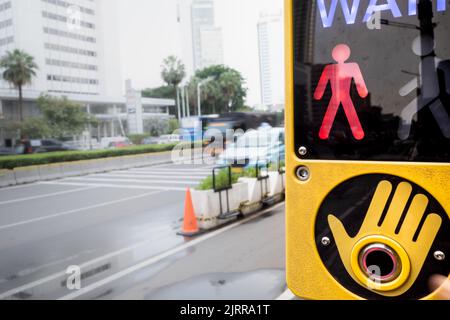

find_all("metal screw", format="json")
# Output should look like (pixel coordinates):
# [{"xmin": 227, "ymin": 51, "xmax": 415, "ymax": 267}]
[
  {"xmin": 434, "ymin": 251, "xmax": 446, "ymax": 261},
  {"xmin": 321, "ymin": 237, "xmax": 331, "ymax": 247},
  {"xmin": 299, "ymin": 146, "xmax": 308, "ymax": 156},
  {"xmin": 296, "ymin": 166, "xmax": 310, "ymax": 181}
]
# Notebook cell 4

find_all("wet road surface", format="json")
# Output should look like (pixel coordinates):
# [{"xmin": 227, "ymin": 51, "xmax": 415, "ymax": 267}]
[{"xmin": 0, "ymin": 160, "xmax": 286, "ymax": 300}]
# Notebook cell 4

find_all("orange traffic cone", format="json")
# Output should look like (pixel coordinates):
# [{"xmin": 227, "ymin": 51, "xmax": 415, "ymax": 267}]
[{"xmin": 178, "ymin": 188, "xmax": 200, "ymax": 237}]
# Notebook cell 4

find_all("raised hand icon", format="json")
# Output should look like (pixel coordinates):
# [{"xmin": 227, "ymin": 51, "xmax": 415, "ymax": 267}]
[{"xmin": 328, "ymin": 180, "xmax": 442, "ymax": 296}]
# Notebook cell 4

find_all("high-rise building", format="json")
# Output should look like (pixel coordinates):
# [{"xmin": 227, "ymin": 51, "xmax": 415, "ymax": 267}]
[
  {"xmin": 176, "ymin": 0, "xmax": 194, "ymax": 77},
  {"xmin": 199, "ymin": 26, "xmax": 223, "ymax": 68},
  {"xmin": 257, "ymin": 11, "xmax": 285, "ymax": 111},
  {"xmin": 0, "ymin": 0, "xmax": 175, "ymax": 144},
  {"xmin": 191, "ymin": 0, "xmax": 223, "ymax": 70},
  {"xmin": 0, "ymin": 0, "xmax": 122, "ymax": 97}
]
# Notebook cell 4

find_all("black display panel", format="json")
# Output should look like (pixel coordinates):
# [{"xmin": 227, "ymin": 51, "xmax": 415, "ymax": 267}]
[
  {"xmin": 315, "ymin": 174, "xmax": 450, "ymax": 300},
  {"xmin": 293, "ymin": 0, "xmax": 450, "ymax": 162}
]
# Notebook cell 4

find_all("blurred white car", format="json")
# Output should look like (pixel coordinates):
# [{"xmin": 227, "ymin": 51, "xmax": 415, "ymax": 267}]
[
  {"xmin": 217, "ymin": 127, "xmax": 285, "ymax": 170},
  {"xmin": 158, "ymin": 134, "xmax": 182, "ymax": 145}
]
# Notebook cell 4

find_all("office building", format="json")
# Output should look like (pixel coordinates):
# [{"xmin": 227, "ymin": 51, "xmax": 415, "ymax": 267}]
[
  {"xmin": 0, "ymin": 0, "xmax": 174, "ymax": 143},
  {"xmin": 191, "ymin": 0, "xmax": 223, "ymax": 70},
  {"xmin": 257, "ymin": 11, "xmax": 285, "ymax": 111}
]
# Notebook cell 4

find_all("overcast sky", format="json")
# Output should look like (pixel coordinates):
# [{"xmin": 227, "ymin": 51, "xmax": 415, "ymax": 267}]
[{"xmin": 116, "ymin": 0, "xmax": 284, "ymax": 106}]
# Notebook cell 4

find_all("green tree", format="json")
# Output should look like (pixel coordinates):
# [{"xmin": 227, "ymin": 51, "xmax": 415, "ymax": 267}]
[
  {"xmin": 5, "ymin": 118, "xmax": 51, "ymax": 140},
  {"xmin": 0, "ymin": 50, "xmax": 38, "ymax": 122},
  {"xmin": 38, "ymin": 95, "xmax": 95, "ymax": 139},
  {"xmin": 19, "ymin": 118, "xmax": 51, "ymax": 139},
  {"xmin": 188, "ymin": 65, "xmax": 247, "ymax": 115},
  {"xmin": 220, "ymin": 70, "xmax": 246, "ymax": 112},
  {"xmin": 143, "ymin": 117, "xmax": 168, "ymax": 137},
  {"xmin": 167, "ymin": 119, "xmax": 180, "ymax": 134},
  {"xmin": 142, "ymin": 85, "xmax": 175, "ymax": 99}
]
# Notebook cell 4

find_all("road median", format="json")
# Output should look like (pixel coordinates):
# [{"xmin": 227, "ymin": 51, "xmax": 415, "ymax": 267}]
[{"xmin": 0, "ymin": 150, "xmax": 175, "ymax": 188}]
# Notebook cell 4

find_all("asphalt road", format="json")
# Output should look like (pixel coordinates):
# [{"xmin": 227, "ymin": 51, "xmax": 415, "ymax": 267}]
[{"xmin": 0, "ymin": 160, "xmax": 286, "ymax": 300}]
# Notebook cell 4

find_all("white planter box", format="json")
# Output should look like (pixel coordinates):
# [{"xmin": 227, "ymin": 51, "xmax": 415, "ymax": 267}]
[
  {"xmin": 238, "ymin": 177, "xmax": 268, "ymax": 204},
  {"xmin": 191, "ymin": 182, "xmax": 249, "ymax": 229},
  {"xmin": 268, "ymin": 172, "xmax": 285, "ymax": 196}
]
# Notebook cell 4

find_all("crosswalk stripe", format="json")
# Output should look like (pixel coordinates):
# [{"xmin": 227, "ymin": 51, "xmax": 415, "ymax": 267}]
[
  {"xmin": 64, "ymin": 177, "xmax": 201, "ymax": 185},
  {"xmin": 113, "ymin": 170, "xmax": 210, "ymax": 176},
  {"xmin": 39, "ymin": 181, "xmax": 187, "ymax": 192},
  {"xmin": 94, "ymin": 173, "xmax": 208, "ymax": 180},
  {"xmin": 0, "ymin": 190, "xmax": 163, "ymax": 231},
  {"xmin": 128, "ymin": 169, "xmax": 212, "ymax": 174},
  {"xmin": 133, "ymin": 166, "xmax": 216, "ymax": 171}
]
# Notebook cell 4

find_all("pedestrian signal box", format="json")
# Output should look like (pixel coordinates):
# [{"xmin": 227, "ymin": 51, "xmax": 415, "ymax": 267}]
[{"xmin": 285, "ymin": 0, "xmax": 450, "ymax": 300}]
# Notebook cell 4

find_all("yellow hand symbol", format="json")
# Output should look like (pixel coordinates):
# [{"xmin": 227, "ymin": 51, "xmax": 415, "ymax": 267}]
[{"xmin": 328, "ymin": 180, "xmax": 442, "ymax": 297}]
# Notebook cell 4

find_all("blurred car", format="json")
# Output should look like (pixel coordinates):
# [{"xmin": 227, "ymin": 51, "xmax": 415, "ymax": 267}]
[
  {"xmin": 217, "ymin": 127, "xmax": 285, "ymax": 171},
  {"xmin": 142, "ymin": 137, "xmax": 159, "ymax": 145},
  {"xmin": 107, "ymin": 141, "xmax": 132, "ymax": 149},
  {"xmin": 0, "ymin": 146, "xmax": 15, "ymax": 156},
  {"xmin": 13, "ymin": 139, "xmax": 76, "ymax": 155},
  {"xmin": 100, "ymin": 137, "xmax": 132, "ymax": 149},
  {"xmin": 158, "ymin": 134, "xmax": 182, "ymax": 145}
]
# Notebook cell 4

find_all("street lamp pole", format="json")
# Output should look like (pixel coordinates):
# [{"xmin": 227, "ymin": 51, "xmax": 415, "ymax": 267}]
[
  {"xmin": 181, "ymin": 86, "xmax": 186, "ymax": 118},
  {"xmin": 185, "ymin": 86, "xmax": 190, "ymax": 117},
  {"xmin": 176, "ymin": 86, "xmax": 182, "ymax": 121},
  {"xmin": 197, "ymin": 83, "xmax": 202, "ymax": 117},
  {"xmin": 197, "ymin": 77, "xmax": 213, "ymax": 117}
]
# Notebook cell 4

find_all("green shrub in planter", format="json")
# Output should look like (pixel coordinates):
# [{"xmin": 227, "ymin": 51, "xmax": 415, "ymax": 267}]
[
  {"xmin": 196, "ymin": 168, "xmax": 242, "ymax": 191},
  {"xmin": 196, "ymin": 166, "xmax": 267, "ymax": 191}
]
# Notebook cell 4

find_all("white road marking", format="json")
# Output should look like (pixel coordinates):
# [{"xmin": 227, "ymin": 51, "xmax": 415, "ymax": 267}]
[
  {"xmin": 129, "ymin": 168, "xmax": 213, "ymax": 174},
  {"xmin": 94, "ymin": 174, "xmax": 207, "ymax": 180},
  {"xmin": 125, "ymin": 170, "xmax": 211, "ymax": 176},
  {"xmin": 0, "ymin": 183, "xmax": 49, "ymax": 192},
  {"xmin": 0, "ymin": 190, "xmax": 162, "ymax": 231},
  {"xmin": 111, "ymin": 170, "xmax": 210, "ymax": 177},
  {"xmin": 58, "ymin": 202, "xmax": 285, "ymax": 300},
  {"xmin": 64, "ymin": 177, "xmax": 201, "ymax": 185},
  {"xmin": 0, "ymin": 186, "xmax": 98, "ymax": 206},
  {"xmin": 0, "ymin": 237, "xmax": 162, "ymax": 300},
  {"xmin": 276, "ymin": 288, "xmax": 296, "ymax": 300},
  {"xmin": 39, "ymin": 181, "xmax": 187, "ymax": 192}
]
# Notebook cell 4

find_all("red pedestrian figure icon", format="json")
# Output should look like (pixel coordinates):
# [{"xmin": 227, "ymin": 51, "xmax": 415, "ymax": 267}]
[{"xmin": 314, "ymin": 44, "xmax": 369, "ymax": 140}]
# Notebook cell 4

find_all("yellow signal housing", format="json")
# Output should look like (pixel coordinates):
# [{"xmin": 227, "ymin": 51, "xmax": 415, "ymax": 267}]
[{"xmin": 285, "ymin": 0, "xmax": 450, "ymax": 300}]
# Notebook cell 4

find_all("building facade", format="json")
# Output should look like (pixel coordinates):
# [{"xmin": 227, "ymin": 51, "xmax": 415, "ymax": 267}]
[
  {"xmin": 0, "ymin": 0, "xmax": 122, "ymax": 97},
  {"xmin": 191, "ymin": 0, "xmax": 223, "ymax": 71},
  {"xmin": 257, "ymin": 11, "xmax": 285, "ymax": 112},
  {"xmin": 0, "ymin": 0, "xmax": 175, "ymax": 144}
]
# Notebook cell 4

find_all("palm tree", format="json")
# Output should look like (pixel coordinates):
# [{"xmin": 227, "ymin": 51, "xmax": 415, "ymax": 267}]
[
  {"xmin": 161, "ymin": 56, "xmax": 186, "ymax": 119},
  {"xmin": 0, "ymin": 49, "xmax": 38, "ymax": 122},
  {"xmin": 161, "ymin": 55, "xmax": 186, "ymax": 89}
]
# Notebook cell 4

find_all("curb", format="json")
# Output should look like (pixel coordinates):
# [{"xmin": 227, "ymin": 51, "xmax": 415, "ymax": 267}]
[
  {"xmin": 0, "ymin": 169, "xmax": 16, "ymax": 188},
  {"xmin": 179, "ymin": 194, "xmax": 286, "ymax": 238}
]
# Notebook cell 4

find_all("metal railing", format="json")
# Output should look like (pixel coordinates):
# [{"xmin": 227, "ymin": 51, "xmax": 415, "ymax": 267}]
[
  {"xmin": 212, "ymin": 165, "xmax": 240, "ymax": 220},
  {"xmin": 256, "ymin": 160, "xmax": 270, "ymax": 202}
]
